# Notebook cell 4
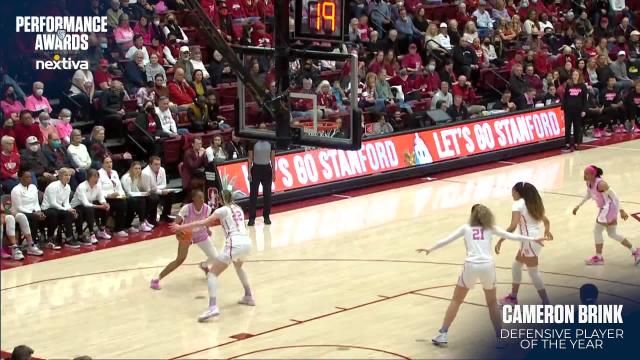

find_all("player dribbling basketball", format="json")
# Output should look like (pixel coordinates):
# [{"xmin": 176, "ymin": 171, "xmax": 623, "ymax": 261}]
[
  {"xmin": 417, "ymin": 204, "xmax": 547, "ymax": 348},
  {"xmin": 150, "ymin": 190, "xmax": 218, "ymax": 290},
  {"xmin": 171, "ymin": 190, "xmax": 254, "ymax": 321}
]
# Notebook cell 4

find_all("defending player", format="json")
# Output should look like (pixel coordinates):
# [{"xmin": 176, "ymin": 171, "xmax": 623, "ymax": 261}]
[
  {"xmin": 150, "ymin": 190, "xmax": 218, "ymax": 290},
  {"xmin": 416, "ymin": 204, "xmax": 547, "ymax": 347},
  {"xmin": 496, "ymin": 182, "xmax": 553, "ymax": 305},
  {"xmin": 170, "ymin": 190, "xmax": 254, "ymax": 322},
  {"xmin": 573, "ymin": 165, "xmax": 640, "ymax": 265}
]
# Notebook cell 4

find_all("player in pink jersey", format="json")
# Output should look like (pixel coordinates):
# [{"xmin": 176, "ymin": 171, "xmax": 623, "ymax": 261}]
[
  {"xmin": 150, "ymin": 190, "xmax": 218, "ymax": 290},
  {"xmin": 496, "ymin": 182, "xmax": 553, "ymax": 306},
  {"xmin": 417, "ymin": 204, "xmax": 547, "ymax": 348},
  {"xmin": 171, "ymin": 190, "xmax": 254, "ymax": 322},
  {"xmin": 573, "ymin": 165, "xmax": 640, "ymax": 265}
]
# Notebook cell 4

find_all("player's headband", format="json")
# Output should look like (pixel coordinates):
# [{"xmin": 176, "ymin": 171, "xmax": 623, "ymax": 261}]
[{"xmin": 585, "ymin": 165, "xmax": 597, "ymax": 174}]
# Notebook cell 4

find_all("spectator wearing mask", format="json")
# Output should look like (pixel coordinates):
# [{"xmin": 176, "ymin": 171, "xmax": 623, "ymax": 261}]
[
  {"xmin": 20, "ymin": 136, "xmax": 56, "ymax": 190},
  {"xmin": 37, "ymin": 112, "xmax": 56, "ymax": 142},
  {"xmin": 55, "ymin": 109, "xmax": 73, "ymax": 144},
  {"xmin": 541, "ymin": 85, "xmax": 561, "ymax": 105},
  {"xmin": 142, "ymin": 156, "xmax": 175, "ymax": 223},
  {"xmin": 167, "ymin": 68, "xmax": 196, "ymax": 109},
  {"xmin": 98, "ymin": 80, "xmax": 127, "ymax": 138},
  {"xmin": 163, "ymin": 13, "xmax": 188, "ymax": 44},
  {"xmin": 0, "ymin": 136, "xmax": 19, "ymax": 192},
  {"xmin": 25, "ymin": 82, "xmax": 52, "ymax": 114},
  {"xmin": 416, "ymin": 59, "xmax": 440, "ymax": 97},
  {"xmin": 492, "ymin": 89, "xmax": 517, "ymax": 112},
  {"xmin": 1, "ymin": 85, "xmax": 24, "ymax": 119},
  {"xmin": 430, "ymin": 81, "xmax": 453, "ymax": 109},
  {"xmin": 41, "ymin": 167, "xmax": 81, "ymax": 248},
  {"xmin": 70, "ymin": 169, "xmax": 111, "ymax": 245},
  {"xmin": 14, "ymin": 110, "xmax": 43, "ymax": 149},
  {"xmin": 447, "ymin": 95, "xmax": 469, "ymax": 122}
]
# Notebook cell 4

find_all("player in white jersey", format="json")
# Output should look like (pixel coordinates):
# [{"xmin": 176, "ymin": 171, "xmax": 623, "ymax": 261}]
[
  {"xmin": 495, "ymin": 182, "xmax": 553, "ymax": 306},
  {"xmin": 416, "ymin": 204, "xmax": 547, "ymax": 347},
  {"xmin": 171, "ymin": 190, "xmax": 254, "ymax": 322}
]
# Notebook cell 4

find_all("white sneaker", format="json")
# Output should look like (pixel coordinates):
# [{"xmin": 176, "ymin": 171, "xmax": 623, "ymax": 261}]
[
  {"xmin": 115, "ymin": 230, "xmax": 128, "ymax": 237},
  {"xmin": 10, "ymin": 246, "xmax": 24, "ymax": 261},
  {"xmin": 144, "ymin": 220, "xmax": 155, "ymax": 229},
  {"xmin": 238, "ymin": 296, "xmax": 255, "ymax": 306},
  {"xmin": 88, "ymin": 234, "xmax": 98, "ymax": 244},
  {"xmin": 139, "ymin": 223, "xmax": 153, "ymax": 232},
  {"xmin": 26, "ymin": 244, "xmax": 44, "ymax": 256},
  {"xmin": 198, "ymin": 306, "xmax": 220, "ymax": 322},
  {"xmin": 129, "ymin": 226, "xmax": 140, "ymax": 233},
  {"xmin": 97, "ymin": 230, "xmax": 111, "ymax": 240},
  {"xmin": 432, "ymin": 332, "xmax": 448, "ymax": 345}
]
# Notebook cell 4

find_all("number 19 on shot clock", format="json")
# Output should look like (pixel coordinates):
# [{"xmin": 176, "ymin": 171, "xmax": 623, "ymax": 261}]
[{"xmin": 294, "ymin": 0, "xmax": 345, "ymax": 41}]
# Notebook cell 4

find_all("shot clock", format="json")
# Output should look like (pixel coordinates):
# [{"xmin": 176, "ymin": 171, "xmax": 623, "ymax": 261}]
[{"xmin": 293, "ymin": 0, "xmax": 346, "ymax": 41}]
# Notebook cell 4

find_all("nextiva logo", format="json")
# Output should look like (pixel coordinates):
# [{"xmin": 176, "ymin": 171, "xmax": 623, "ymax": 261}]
[{"xmin": 15, "ymin": 16, "xmax": 108, "ymax": 70}]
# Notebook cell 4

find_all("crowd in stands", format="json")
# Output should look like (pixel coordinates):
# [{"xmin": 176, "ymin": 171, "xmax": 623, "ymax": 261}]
[{"xmin": 2, "ymin": 0, "xmax": 640, "ymax": 258}]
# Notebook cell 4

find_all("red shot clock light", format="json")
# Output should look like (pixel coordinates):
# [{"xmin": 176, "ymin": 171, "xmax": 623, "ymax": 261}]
[{"xmin": 294, "ymin": 0, "xmax": 345, "ymax": 41}]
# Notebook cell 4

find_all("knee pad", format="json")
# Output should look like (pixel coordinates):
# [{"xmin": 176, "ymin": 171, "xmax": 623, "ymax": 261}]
[
  {"xmin": 4, "ymin": 215, "xmax": 16, "ymax": 236},
  {"xmin": 594, "ymin": 223, "xmax": 605, "ymax": 245},
  {"xmin": 606, "ymin": 226, "xmax": 626, "ymax": 242},
  {"xmin": 527, "ymin": 267, "xmax": 546, "ymax": 291},
  {"xmin": 14, "ymin": 213, "xmax": 31, "ymax": 235},
  {"xmin": 512, "ymin": 261, "xmax": 523, "ymax": 284}
]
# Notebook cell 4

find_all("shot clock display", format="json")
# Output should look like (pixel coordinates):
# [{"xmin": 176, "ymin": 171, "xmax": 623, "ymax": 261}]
[{"xmin": 294, "ymin": 0, "xmax": 345, "ymax": 41}]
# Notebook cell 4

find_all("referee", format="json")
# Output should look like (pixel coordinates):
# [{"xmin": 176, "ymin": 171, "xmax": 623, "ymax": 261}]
[{"xmin": 247, "ymin": 127, "xmax": 276, "ymax": 226}]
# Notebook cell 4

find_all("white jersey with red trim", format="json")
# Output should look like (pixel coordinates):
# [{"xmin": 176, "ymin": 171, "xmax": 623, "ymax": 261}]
[
  {"xmin": 215, "ymin": 204, "xmax": 250, "ymax": 244},
  {"xmin": 512, "ymin": 199, "xmax": 543, "ymax": 257}
]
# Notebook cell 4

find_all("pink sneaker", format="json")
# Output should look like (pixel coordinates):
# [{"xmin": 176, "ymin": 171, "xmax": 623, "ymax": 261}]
[
  {"xmin": 97, "ymin": 230, "xmax": 111, "ymax": 240},
  {"xmin": 633, "ymin": 123, "xmax": 640, "ymax": 133},
  {"xmin": 150, "ymin": 278, "xmax": 161, "ymax": 290},
  {"xmin": 585, "ymin": 255, "xmax": 605, "ymax": 265},
  {"xmin": 199, "ymin": 261, "xmax": 209, "ymax": 274},
  {"xmin": 603, "ymin": 129, "xmax": 612, "ymax": 137},
  {"xmin": 498, "ymin": 294, "xmax": 518, "ymax": 306},
  {"xmin": 633, "ymin": 248, "xmax": 640, "ymax": 266},
  {"xmin": 615, "ymin": 124, "xmax": 625, "ymax": 133},
  {"xmin": 140, "ymin": 223, "xmax": 153, "ymax": 232},
  {"xmin": 144, "ymin": 220, "xmax": 155, "ymax": 229},
  {"xmin": 88, "ymin": 234, "xmax": 98, "ymax": 244},
  {"xmin": 593, "ymin": 129, "xmax": 602, "ymax": 138}
]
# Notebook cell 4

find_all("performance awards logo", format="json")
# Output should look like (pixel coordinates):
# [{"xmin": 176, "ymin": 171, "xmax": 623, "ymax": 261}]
[{"xmin": 15, "ymin": 16, "xmax": 108, "ymax": 70}]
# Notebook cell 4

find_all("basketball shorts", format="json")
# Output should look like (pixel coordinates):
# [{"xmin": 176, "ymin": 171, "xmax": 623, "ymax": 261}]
[
  {"xmin": 519, "ymin": 240, "xmax": 543, "ymax": 258},
  {"xmin": 457, "ymin": 262, "xmax": 496, "ymax": 290},
  {"xmin": 217, "ymin": 236, "xmax": 252, "ymax": 264}
]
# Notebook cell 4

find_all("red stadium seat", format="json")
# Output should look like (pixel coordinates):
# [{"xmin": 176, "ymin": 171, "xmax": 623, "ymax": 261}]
[{"xmin": 163, "ymin": 137, "xmax": 184, "ymax": 165}]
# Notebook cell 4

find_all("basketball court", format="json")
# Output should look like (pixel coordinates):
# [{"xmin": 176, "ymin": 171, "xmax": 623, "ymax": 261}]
[{"xmin": 2, "ymin": 140, "xmax": 639, "ymax": 359}]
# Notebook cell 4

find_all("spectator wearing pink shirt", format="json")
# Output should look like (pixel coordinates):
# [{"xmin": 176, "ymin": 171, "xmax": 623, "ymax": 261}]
[
  {"xmin": 56, "ymin": 109, "xmax": 73, "ymax": 144},
  {"xmin": 24, "ymin": 82, "xmax": 53, "ymax": 114},
  {"xmin": 133, "ymin": 16, "xmax": 153, "ymax": 46},
  {"xmin": 114, "ymin": 14, "xmax": 135, "ymax": 50},
  {"xmin": 1, "ymin": 85, "xmax": 24, "ymax": 119},
  {"xmin": 37, "ymin": 112, "xmax": 56, "ymax": 142}
]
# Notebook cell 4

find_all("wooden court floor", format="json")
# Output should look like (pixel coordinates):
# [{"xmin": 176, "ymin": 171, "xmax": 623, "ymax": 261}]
[{"xmin": 2, "ymin": 141, "xmax": 639, "ymax": 359}]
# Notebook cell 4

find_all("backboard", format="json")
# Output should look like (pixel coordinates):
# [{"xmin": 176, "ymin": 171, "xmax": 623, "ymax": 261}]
[{"xmin": 235, "ymin": 46, "xmax": 361, "ymax": 150}]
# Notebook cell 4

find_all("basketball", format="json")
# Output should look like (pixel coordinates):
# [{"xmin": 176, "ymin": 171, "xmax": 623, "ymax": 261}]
[{"xmin": 176, "ymin": 229, "xmax": 193, "ymax": 243}]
